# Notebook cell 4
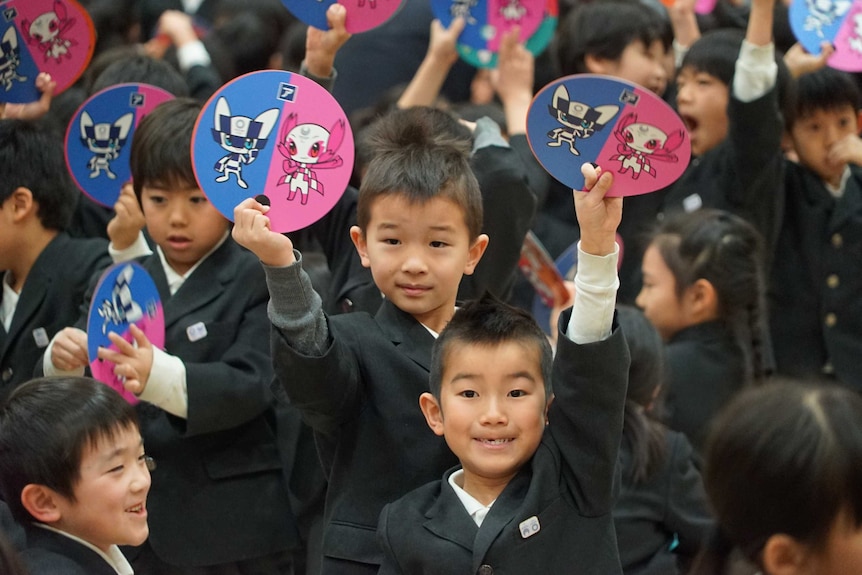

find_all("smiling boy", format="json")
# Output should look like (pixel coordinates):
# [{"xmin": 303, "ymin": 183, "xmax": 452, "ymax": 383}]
[
  {"xmin": 375, "ymin": 164, "xmax": 629, "ymax": 574},
  {"xmin": 0, "ymin": 377, "xmax": 152, "ymax": 575},
  {"xmin": 234, "ymin": 106, "xmax": 488, "ymax": 575}
]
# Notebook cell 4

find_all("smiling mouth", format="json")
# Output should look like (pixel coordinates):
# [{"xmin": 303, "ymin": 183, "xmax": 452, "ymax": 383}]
[
  {"xmin": 477, "ymin": 438, "xmax": 513, "ymax": 445},
  {"xmin": 126, "ymin": 504, "xmax": 145, "ymax": 514}
]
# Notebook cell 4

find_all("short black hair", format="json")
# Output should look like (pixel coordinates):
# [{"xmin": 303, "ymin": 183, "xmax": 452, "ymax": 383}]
[
  {"xmin": 787, "ymin": 67, "xmax": 861, "ymax": 129},
  {"xmin": 91, "ymin": 54, "xmax": 190, "ymax": 97},
  {"xmin": 555, "ymin": 0, "xmax": 670, "ymax": 76},
  {"xmin": 429, "ymin": 294, "xmax": 553, "ymax": 401},
  {"xmin": 0, "ymin": 120, "xmax": 77, "ymax": 231},
  {"xmin": 129, "ymin": 98, "xmax": 202, "ymax": 200},
  {"xmin": 0, "ymin": 377, "xmax": 139, "ymax": 524},
  {"xmin": 701, "ymin": 381, "xmax": 862, "ymax": 567},
  {"xmin": 680, "ymin": 28, "xmax": 744, "ymax": 88},
  {"xmin": 357, "ymin": 106, "xmax": 482, "ymax": 240}
]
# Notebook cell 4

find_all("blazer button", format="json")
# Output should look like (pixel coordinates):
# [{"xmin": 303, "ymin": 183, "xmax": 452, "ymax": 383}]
[
  {"xmin": 827, "ymin": 274, "xmax": 839, "ymax": 288},
  {"xmin": 1, "ymin": 367, "xmax": 12, "ymax": 383},
  {"xmin": 831, "ymin": 233, "xmax": 843, "ymax": 248},
  {"xmin": 825, "ymin": 313, "xmax": 837, "ymax": 328},
  {"xmin": 477, "ymin": 565, "xmax": 494, "ymax": 575}
]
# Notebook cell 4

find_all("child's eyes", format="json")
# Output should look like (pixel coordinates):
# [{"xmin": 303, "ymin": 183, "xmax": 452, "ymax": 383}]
[
  {"xmin": 430, "ymin": 241, "xmax": 448, "ymax": 248},
  {"xmin": 509, "ymin": 389, "xmax": 527, "ymax": 398},
  {"xmin": 459, "ymin": 390, "xmax": 477, "ymax": 398},
  {"xmin": 382, "ymin": 238, "xmax": 400, "ymax": 246},
  {"xmin": 190, "ymin": 196, "xmax": 209, "ymax": 205},
  {"xmin": 148, "ymin": 196, "xmax": 167, "ymax": 204}
]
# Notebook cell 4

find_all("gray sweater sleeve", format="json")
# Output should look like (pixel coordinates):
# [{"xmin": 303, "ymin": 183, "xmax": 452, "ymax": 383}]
[{"xmin": 263, "ymin": 250, "xmax": 330, "ymax": 356}]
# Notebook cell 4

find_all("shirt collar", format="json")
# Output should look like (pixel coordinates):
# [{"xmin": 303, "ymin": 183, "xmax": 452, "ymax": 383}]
[
  {"xmin": 156, "ymin": 230, "xmax": 229, "ymax": 295},
  {"xmin": 447, "ymin": 469, "xmax": 495, "ymax": 527},
  {"xmin": 32, "ymin": 524, "xmax": 133, "ymax": 575}
]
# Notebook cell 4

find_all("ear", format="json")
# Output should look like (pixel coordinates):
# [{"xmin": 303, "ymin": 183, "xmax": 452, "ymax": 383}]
[
  {"xmin": 419, "ymin": 392, "xmax": 445, "ymax": 436},
  {"xmin": 762, "ymin": 534, "xmax": 811, "ymax": 575},
  {"xmin": 349, "ymin": 226, "xmax": 371, "ymax": 269},
  {"xmin": 4, "ymin": 187, "xmax": 36, "ymax": 223},
  {"xmin": 20, "ymin": 484, "xmax": 64, "ymax": 524},
  {"xmin": 544, "ymin": 393, "xmax": 554, "ymax": 425},
  {"xmin": 683, "ymin": 278, "xmax": 718, "ymax": 324},
  {"xmin": 462, "ymin": 234, "xmax": 489, "ymax": 276},
  {"xmin": 583, "ymin": 54, "xmax": 611, "ymax": 75}
]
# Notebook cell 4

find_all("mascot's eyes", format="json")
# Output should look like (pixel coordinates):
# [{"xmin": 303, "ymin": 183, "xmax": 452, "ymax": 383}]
[
  {"xmin": 645, "ymin": 139, "xmax": 658, "ymax": 150},
  {"xmin": 288, "ymin": 139, "xmax": 297, "ymax": 156},
  {"xmin": 244, "ymin": 138, "xmax": 254, "ymax": 150},
  {"xmin": 309, "ymin": 142, "xmax": 322, "ymax": 158},
  {"xmin": 625, "ymin": 131, "xmax": 634, "ymax": 143},
  {"xmin": 49, "ymin": 20, "xmax": 58, "ymax": 32}
]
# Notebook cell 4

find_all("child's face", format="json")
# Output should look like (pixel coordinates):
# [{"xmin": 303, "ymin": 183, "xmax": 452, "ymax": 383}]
[
  {"xmin": 675, "ymin": 66, "xmax": 729, "ymax": 157},
  {"xmin": 351, "ymin": 194, "xmax": 487, "ymax": 333},
  {"xmin": 421, "ymin": 341, "xmax": 548, "ymax": 499},
  {"xmin": 636, "ymin": 243, "xmax": 689, "ymax": 341},
  {"xmin": 789, "ymin": 105, "xmax": 862, "ymax": 188},
  {"xmin": 140, "ymin": 184, "xmax": 230, "ymax": 275},
  {"xmin": 592, "ymin": 39, "xmax": 668, "ymax": 96},
  {"xmin": 53, "ymin": 426, "xmax": 150, "ymax": 553}
]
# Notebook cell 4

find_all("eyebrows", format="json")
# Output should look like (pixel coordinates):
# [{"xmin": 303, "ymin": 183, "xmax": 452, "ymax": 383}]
[
  {"xmin": 447, "ymin": 371, "xmax": 540, "ymax": 385},
  {"xmin": 96, "ymin": 437, "xmax": 145, "ymax": 465}
]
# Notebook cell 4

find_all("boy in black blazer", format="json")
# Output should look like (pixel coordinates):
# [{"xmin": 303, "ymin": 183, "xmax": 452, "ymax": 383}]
[
  {"xmin": 234, "ymin": 106, "xmax": 494, "ymax": 575},
  {"xmin": 44, "ymin": 100, "xmax": 303, "ymax": 574},
  {"xmin": 376, "ymin": 164, "xmax": 629, "ymax": 574},
  {"xmin": 0, "ymin": 377, "xmax": 153, "ymax": 575},
  {"xmin": 0, "ymin": 120, "xmax": 110, "ymax": 402}
]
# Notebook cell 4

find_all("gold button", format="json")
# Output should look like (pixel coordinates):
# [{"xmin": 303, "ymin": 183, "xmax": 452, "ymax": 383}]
[
  {"xmin": 831, "ymin": 233, "xmax": 843, "ymax": 248},
  {"xmin": 827, "ymin": 274, "xmax": 840, "ymax": 288},
  {"xmin": 825, "ymin": 313, "xmax": 837, "ymax": 327}
]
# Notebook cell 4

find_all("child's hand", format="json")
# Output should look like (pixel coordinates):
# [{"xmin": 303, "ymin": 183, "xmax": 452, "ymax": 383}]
[
  {"xmin": 305, "ymin": 4, "xmax": 351, "ymax": 78},
  {"xmin": 573, "ymin": 163, "xmax": 621, "ymax": 257},
  {"xmin": 232, "ymin": 198, "xmax": 296, "ymax": 266},
  {"xmin": 493, "ymin": 26, "xmax": 533, "ymax": 135},
  {"xmin": 51, "ymin": 327, "xmax": 89, "ymax": 371},
  {"xmin": 427, "ymin": 17, "xmax": 465, "ymax": 68},
  {"xmin": 98, "ymin": 324, "xmax": 153, "ymax": 396},
  {"xmin": 829, "ymin": 133, "xmax": 862, "ymax": 168},
  {"xmin": 784, "ymin": 41, "xmax": 834, "ymax": 78},
  {"xmin": 108, "ymin": 183, "xmax": 146, "ymax": 250},
  {"xmin": 145, "ymin": 10, "xmax": 197, "ymax": 59},
  {"xmin": 0, "ymin": 73, "xmax": 55, "ymax": 120}
]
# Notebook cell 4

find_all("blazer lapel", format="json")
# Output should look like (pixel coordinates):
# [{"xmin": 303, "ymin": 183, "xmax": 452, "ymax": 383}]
[
  {"xmin": 423, "ymin": 470, "xmax": 479, "ymax": 553},
  {"xmin": 471, "ymin": 468, "xmax": 532, "ymax": 572},
  {"xmin": 1, "ymin": 235, "xmax": 62, "ymax": 358},
  {"xmin": 375, "ymin": 300, "xmax": 434, "ymax": 371},
  {"xmin": 160, "ymin": 241, "xmax": 233, "ymax": 329}
]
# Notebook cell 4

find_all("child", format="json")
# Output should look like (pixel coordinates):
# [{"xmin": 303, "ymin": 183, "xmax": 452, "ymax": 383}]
[
  {"xmin": 555, "ymin": 1, "xmax": 671, "ymax": 97},
  {"xmin": 233, "ymin": 105, "xmax": 488, "ymax": 575},
  {"xmin": 635, "ymin": 208, "xmax": 769, "ymax": 452},
  {"xmin": 770, "ymin": 66, "xmax": 862, "ymax": 392},
  {"xmin": 0, "ymin": 119, "xmax": 111, "ymax": 400},
  {"xmin": 374, "ymin": 163, "xmax": 627, "ymax": 573},
  {"xmin": 44, "ymin": 99, "xmax": 302, "ymax": 574},
  {"xmin": 612, "ymin": 305, "xmax": 713, "ymax": 574},
  {"xmin": 691, "ymin": 380, "xmax": 862, "ymax": 575},
  {"xmin": 0, "ymin": 376, "xmax": 152, "ymax": 575}
]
